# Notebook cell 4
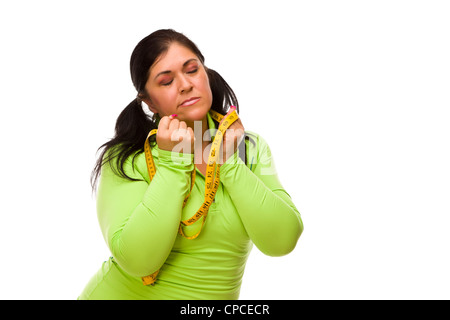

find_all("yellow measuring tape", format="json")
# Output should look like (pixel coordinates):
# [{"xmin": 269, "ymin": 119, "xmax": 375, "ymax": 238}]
[{"xmin": 141, "ymin": 108, "xmax": 239, "ymax": 285}]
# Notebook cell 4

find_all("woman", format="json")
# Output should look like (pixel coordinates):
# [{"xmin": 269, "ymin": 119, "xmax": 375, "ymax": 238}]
[{"xmin": 79, "ymin": 29, "xmax": 303, "ymax": 300}]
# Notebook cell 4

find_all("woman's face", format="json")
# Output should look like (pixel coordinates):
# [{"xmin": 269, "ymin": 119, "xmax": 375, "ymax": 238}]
[{"xmin": 143, "ymin": 42, "xmax": 213, "ymax": 124}]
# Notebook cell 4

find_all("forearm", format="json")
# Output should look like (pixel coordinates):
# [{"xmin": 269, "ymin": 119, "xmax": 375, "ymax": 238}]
[
  {"xmin": 97, "ymin": 150, "xmax": 194, "ymax": 276},
  {"xmin": 220, "ymin": 154, "xmax": 303, "ymax": 256}
]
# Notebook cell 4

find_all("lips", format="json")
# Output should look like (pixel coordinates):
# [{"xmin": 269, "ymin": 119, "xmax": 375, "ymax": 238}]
[{"xmin": 180, "ymin": 97, "xmax": 200, "ymax": 107}]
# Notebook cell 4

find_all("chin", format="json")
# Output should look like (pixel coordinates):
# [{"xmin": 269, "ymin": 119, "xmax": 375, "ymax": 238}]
[{"xmin": 180, "ymin": 104, "xmax": 210, "ymax": 122}]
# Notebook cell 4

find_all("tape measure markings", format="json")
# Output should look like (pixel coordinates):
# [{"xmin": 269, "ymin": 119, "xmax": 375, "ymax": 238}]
[{"xmin": 141, "ymin": 108, "xmax": 238, "ymax": 285}]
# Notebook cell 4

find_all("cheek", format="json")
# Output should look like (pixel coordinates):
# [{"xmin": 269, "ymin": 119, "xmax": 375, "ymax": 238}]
[
  {"xmin": 198, "ymin": 74, "xmax": 213, "ymax": 101},
  {"xmin": 148, "ymin": 88, "xmax": 178, "ymax": 113}
]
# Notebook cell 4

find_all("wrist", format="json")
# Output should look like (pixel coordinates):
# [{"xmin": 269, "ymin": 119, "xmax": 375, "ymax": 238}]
[
  {"xmin": 220, "ymin": 151, "xmax": 245, "ymax": 182},
  {"xmin": 158, "ymin": 148, "xmax": 194, "ymax": 167}
]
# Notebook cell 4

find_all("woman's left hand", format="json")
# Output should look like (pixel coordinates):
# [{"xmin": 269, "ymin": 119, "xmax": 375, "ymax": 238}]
[{"xmin": 219, "ymin": 106, "xmax": 245, "ymax": 164}]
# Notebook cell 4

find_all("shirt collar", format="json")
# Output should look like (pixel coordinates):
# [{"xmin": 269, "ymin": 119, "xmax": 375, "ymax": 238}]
[{"xmin": 206, "ymin": 110, "xmax": 218, "ymax": 140}]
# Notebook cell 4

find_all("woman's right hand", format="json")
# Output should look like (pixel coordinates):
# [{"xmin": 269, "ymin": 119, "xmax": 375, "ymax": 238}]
[{"xmin": 156, "ymin": 114, "xmax": 195, "ymax": 154}]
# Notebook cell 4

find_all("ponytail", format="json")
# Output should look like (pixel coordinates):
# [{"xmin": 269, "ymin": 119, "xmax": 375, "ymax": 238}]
[
  {"xmin": 206, "ymin": 68, "xmax": 255, "ymax": 166},
  {"xmin": 90, "ymin": 98, "xmax": 156, "ymax": 191},
  {"xmin": 207, "ymin": 68, "xmax": 239, "ymax": 115}
]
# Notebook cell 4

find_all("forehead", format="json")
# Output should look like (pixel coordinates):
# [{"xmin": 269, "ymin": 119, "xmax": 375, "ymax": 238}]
[{"xmin": 150, "ymin": 42, "xmax": 198, "ymax": 73}]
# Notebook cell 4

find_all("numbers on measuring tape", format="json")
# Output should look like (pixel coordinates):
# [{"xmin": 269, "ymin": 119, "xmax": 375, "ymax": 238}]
[{"xmin": 141, "ymin": 108, "xmax": 239, "ymax": 285}]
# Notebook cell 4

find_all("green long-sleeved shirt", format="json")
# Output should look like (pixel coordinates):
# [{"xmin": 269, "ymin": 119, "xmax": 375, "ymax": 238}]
[{"xmin": 79, "ymin": 116, "xmax": 303, "ymax": 300}]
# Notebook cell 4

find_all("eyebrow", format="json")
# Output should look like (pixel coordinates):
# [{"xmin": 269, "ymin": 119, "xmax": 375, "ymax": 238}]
[{"xmin": 154, "ymin": 58, "xmax": 199, "ymax": 80}]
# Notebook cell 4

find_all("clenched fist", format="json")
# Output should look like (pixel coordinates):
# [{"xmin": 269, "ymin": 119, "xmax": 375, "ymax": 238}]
[
  {"xmin": 157, "ymin": 114, "xmax": 195, "ymax": 154},
  {"xmin": 219, "ymin": 106, "xmax": 245, "ymax": 164}
]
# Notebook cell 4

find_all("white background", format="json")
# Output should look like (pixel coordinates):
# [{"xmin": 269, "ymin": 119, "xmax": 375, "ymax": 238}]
[{"xmin": 0, "ymin": 0, "xmax": 449, "ymax": 299}]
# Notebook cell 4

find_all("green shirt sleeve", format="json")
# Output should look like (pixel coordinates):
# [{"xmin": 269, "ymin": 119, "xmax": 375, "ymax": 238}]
[
  {"xmin": 96, "ymin": 149, "xmax": 194, "ymax": 277},
  {"xmin": 220, "ymin": 133, "xmax": 303, "ymax": 256}
]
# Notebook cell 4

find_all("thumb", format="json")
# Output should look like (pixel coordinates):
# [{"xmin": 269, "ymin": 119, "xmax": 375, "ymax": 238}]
[{"xmin": 220, "ymin": 105, "xmax": 237, "ymax": 126}]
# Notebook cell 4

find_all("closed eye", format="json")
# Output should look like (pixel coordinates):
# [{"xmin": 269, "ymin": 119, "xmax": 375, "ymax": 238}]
[
  {"xmin": 161, "ymin": 69, "xmax": 197, "ymax": 86},
  {"xmin": 161, "ymin": 79, "xmax": 173, "ymax": 86}
]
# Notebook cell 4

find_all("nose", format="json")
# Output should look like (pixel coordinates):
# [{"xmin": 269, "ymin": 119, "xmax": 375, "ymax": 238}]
[{"xmin": 179, "ymin": 75, "xmax": 192, "ymax": 94}]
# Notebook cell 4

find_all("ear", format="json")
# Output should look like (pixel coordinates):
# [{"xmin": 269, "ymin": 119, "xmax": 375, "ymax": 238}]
[
  {"xmin": 139, "ymin": 93, "xmax": 159, "ymax": 114},
  {"xmin": 148, "ymin": 104, "xmax": 159, "ymax": 115}
]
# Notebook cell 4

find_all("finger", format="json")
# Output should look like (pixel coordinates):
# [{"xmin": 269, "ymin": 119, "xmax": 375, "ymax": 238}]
[
  {"xmin": 187, "ymin": 126, "xmax": 194, "ymax": 139},
  {"xmin": 179, "ymin": 121, "xmax": 187, "ymax": 130},
  {"xmin": 158, "ymin": 116, "xmax": 171, "ymax": 131},
  {"xmin": 228, "ymin": 105, "xmax": 237, "ymax": 113},
  {"xmin": 169, "ymin": 118, "xmax": 180, "ymax": 131},
  {"xmin": 225, "ymin": 105, "xmax": 237, "ymax": 117},
  {"xmin": 171, "ymin": 129, "xmax": 184, "ymax": 142},
  {"xmin": 219, "ymin": 105, "xmax": 238, "ymax": 126}
]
